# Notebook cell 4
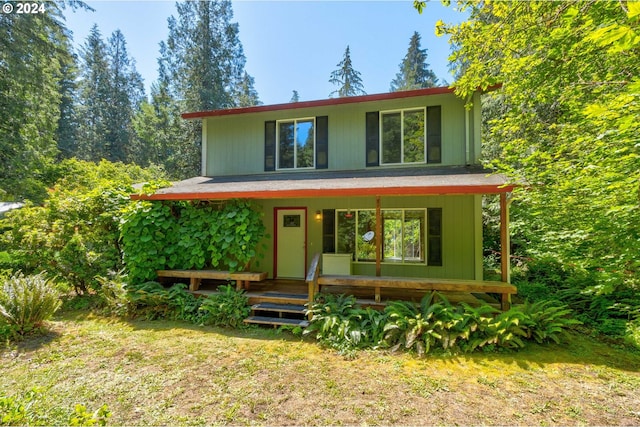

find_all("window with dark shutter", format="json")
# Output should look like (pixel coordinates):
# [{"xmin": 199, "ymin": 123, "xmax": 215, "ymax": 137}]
[
  {"xmin": 264, "ymin": 121, "xmax": 276, "ymax": 171},
  {"xmin": 427, "ymin": 106, "xmax": 442, "ymax": 164},
  {"xmin": 365, "ymin": 111, "xmax": 379, "ymax": 167},
  {"xmin": 316, "ymin": 116, "xmax": 328, "ymax": 169},
  {"xmin": 322, "ymin": 209, "xmax": 335, "ymax": 253}
]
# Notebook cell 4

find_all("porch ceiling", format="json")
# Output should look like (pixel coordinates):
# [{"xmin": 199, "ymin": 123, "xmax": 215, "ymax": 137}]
[{"xmin": 132, "ymin": 166, "xmax": 515, "ymax": 201}]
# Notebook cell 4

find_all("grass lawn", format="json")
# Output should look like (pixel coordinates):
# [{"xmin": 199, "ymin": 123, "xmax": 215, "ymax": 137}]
[{"xmin": 2, "ymin": 310, "xmax": 640, "ymax": 426}]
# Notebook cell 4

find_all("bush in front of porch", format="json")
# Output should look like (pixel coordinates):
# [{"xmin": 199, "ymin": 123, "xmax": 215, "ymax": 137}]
[{"xmin": 305, "ymin": 291, "xmax": 580, "ymax": 356}]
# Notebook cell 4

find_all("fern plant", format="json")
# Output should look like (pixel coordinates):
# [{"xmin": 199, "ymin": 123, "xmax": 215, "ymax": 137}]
[
  {"xmin": 199, "ymin": 284, "xmax": 250, "ymax": 328},
  {"xmin": 304, "ymin": 293, "xmax": 385, "ymax": 352},
  {"xmin": 519, "ymin": 300, "xmax": 581, "ymax": 344},
  {"xmin": 0, "ymin": 271, "xmax": 61, "ymax": 335},
  {"xmin": 383, "ymin": 292, "xmax": 447, "ymax": 356}
]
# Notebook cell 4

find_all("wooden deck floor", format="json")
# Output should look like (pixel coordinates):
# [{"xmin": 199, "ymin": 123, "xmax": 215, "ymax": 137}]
[{"xmin": 190, "ymin": 278, "xmax": 503, "ymax": 309}]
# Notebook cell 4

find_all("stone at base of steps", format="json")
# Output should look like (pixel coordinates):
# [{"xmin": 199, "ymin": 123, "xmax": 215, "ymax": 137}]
[{"xmin": 244, "ymin": 316, "xmax": 309, "ymax": 328}]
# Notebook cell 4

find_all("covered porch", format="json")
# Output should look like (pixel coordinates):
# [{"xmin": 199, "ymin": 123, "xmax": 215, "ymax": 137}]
[{"xmin": 138, "ymin": 166, "xmax": 516, "ymax": 327}]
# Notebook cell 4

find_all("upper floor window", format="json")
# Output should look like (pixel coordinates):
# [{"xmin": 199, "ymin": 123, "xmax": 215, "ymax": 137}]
[
  {"xmin": 366, "ymin": 106, "xmax": 441, "ymax": 167},
  {"xmin": 381, "ymin": 108, "xmax": 425, "ymax": 164},
  {"xmin": 277, "ymin": 118, "xmax": 315, "ymax": 169}
]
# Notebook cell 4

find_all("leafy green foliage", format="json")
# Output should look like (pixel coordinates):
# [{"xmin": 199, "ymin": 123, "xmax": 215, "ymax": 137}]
[
  {"xmin": 436, "ymin": 1, "xmax": 639, "ymax": 335},
  {"xmin": 120, "ymin": 199, "xmax": 267, "ymax": 284},
  {"xmin": 0, "ymin": 272, "xmax": 61, "ymax": 336},
  {"xmin": 94, "ymin": 270, "xmax": 132, "ymax": 316},
  {"xmin": 304, "ymin": 294, "xmax": 387, "ymax": 353},
  {"xmin": 0, "ymin": 388, "xmax": 110, "ymax": 426},
  {"xmin": 0, "ymin": 159, "xmax": 165, "ymax": 293},
  {"xmin": 307, "ymin": 292, "xmax": 580, "ymax": 356},
  {"xmin": 199, "ymin": 284, "xmax": 251, "ymax": 328}
]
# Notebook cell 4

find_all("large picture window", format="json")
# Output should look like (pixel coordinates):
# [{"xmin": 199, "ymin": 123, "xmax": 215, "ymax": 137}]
[
  {"xmin": 380, "ymin": 108, "xmax": 425, "ymax": 164},
  {"xmin": 277, "ymin": 118, "xmax": 315, "ymax": 169},
  {"xmin": 335, "ymin": 208, "xmax": 430, "ymax": 264}
]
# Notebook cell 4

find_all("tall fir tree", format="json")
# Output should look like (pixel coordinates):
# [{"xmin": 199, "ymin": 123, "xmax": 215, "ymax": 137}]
[
  {"xmin": 390, "ymin": 31, "xmax": 438, "ymax": 91},
  {"xmin": 76, "ymin": 24, "xmax": 110, "ymax": 161},
  {"xmin": 131, "ymin": 42, "xmax": 190, "ymax": 174},
  {"xmin": 76, "ymin": 26, "xmax": 144, "ymax": 163},
  {"xmin": 158, "ymin": 0, "xmax": 259, "ymax": 178},
  {"xmin": 104, "ymin": 29, "xmax": 145, "ymax": 162},
  {"xmin": 328, "ymin": 45, "xmax": 366, "ymax": 97},
  {"xmin": 56, "ymin": 38, "xmax": 79, "ymax": 160},
  {"xmin": 0, "ymin": 4, "xmax": 79, "ymax": 201}
]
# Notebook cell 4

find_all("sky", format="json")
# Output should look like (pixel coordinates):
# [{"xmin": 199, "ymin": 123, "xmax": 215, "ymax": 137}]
[{"xmin": 62, "ymin": 1, "xmax": 468, "ymax": 106}]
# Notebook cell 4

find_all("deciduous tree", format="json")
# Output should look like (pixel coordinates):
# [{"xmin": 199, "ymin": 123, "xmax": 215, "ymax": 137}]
[{"xmin": 435, "ymin": 1, "xmax": 639, "ymax": 288}]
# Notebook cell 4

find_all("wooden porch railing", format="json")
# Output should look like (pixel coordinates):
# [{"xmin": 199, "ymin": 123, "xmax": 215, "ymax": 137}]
[{"xmin": 305, "ymin": 253, "xmax": 321, "ymax": 320}]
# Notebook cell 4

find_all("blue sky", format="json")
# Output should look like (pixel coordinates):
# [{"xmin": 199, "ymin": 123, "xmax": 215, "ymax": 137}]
[{"xmin": 62, "ymin": 1, "xmax": 468, "ymax": 106}]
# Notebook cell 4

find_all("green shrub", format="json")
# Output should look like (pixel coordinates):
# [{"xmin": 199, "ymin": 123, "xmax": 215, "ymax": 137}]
[
  {"xmin": 308, "ymin": 292, "xmax": 581, "ymax": 356},
  {"xmin": 125, "ymin": 281, "xmax": 206, "ymax": 323},
  {"xmin": 126, "ymin": 281, "xmax": 175, "ymax": 320},
  {"xmin": 95, "ymin": 270, "xmax": 132, "ymax": 316},
  {"xmin": 0, "ymin": 272, "xmax": 61, "ymax": 335},
  {"xmin": 304, "ymin": 294, "xmax": 387, "ymax": 352},
  {"xmin": 0, "ymin": 159, "xmax": 165, "ymax": 293},
  {"xmin": 199, "ymin": 284, "xmax": 250, "ymax": 328}
]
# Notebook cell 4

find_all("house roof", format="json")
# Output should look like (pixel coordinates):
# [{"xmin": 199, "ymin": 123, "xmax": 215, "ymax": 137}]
[
  {"xmin": 132, "ymin": 166, "xmax": 515, "ymax": 201},
  {"xmin": 181, "ymin": 86, "xmax": 456, "ymax": 120}
]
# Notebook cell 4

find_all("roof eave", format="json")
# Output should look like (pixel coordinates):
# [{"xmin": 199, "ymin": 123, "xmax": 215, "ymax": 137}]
[{"xmin": 131, "ymin": 184, "xmax": 516, "ymax": 201}]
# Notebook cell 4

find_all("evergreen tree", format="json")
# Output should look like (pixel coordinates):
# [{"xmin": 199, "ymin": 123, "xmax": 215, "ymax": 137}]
[
  {"xmin": 390, "ymin": 31, "xmax": 438, "ymax": 91},
  {"xmin": 157, "ymin": 0, "xmax": 258, "ymax": 178},
  {"xmin": 76, "ymin": 24, "xmax": 110, "ymax": 161},
  {"xmin": 56, "ymin": 39, "xmax": 79, "ymax": 160},
  {"xmin": 290, "ymin": 90, "xmax": 300, "ymax": 103},
  {"xmin": 329, "ymin": 45, "xmax": 366, "ymax": 97},
  {"xmin": 0, "ymin": 4, "xmax": 78, "ymax": 201},
  {"xmin": 76, "ymin": 26, "xmax": 144, "ymax": 163},
  {"xmin": 131, "ymin": 41, "xmax": 188, "ymax": 174},
  {"xmin": 104, "ymin": 29, "xmax": 145, "ymax": 162},
  {"xmin": 234, "ymin": 71, "xmax": 260, "ymax": 107}
]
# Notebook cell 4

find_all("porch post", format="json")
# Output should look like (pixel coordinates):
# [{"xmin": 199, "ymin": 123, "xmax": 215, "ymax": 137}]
[
  {"xmin": 499, "ymin": 192, "xmax": 511, "ymax": 283},
  {"xmin": 375, "ymin": 196, "xmax": 382, "ymax": 277}
]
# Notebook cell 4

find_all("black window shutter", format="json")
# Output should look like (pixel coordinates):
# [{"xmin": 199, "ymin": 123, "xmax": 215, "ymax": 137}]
[
  {"xmin": 365, "ymin": 111, "xmax": 380, "ymax": 167},
  {"xmin": 264, "ymin": 121, "xmax": 276, "ymax": 171},
  {"xmin": 322, "ymin": 209, "xmax": 336, "ymax": 253},
  {"xmin": 315, "ymin": 116, "xmax": 328, "ymax": 169},
  {"xmin": 427, "ymin": 106, "xmax": 442, "ymax": 164}
]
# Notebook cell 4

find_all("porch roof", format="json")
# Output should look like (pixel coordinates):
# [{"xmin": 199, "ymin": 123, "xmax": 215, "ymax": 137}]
[{"xmin": 133, "ymin": 166, "xmax": 515, "ymax": 201}]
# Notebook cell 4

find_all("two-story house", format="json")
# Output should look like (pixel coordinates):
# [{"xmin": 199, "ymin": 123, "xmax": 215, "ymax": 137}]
[{"xmin": 139, "ymin": 86, "xmax": 514, "ymax": 306}]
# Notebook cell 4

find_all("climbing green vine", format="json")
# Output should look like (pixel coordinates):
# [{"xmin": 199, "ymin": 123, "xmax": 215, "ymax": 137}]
[{"xmin": 120, "ymin": 200, "xmax": 268, "ymax": 284}]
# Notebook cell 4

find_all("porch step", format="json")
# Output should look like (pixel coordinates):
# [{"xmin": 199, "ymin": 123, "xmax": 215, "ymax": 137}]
[
  {"xmin": 244, "ymin": 316, "xmax": 309, "ymax": 328},
  {"xmin": 251, "ymin": 302, "xmax": 306, "ymax": 314},
  {"xmin": 247, "ymin": 291, "xmax": 308, "ymax": 306}
]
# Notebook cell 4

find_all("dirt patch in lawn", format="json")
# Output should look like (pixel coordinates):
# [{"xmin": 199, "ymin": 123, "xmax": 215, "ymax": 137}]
[{"xmin": 2, "ymin": 312, "xmax": 640, "ymax": 425}]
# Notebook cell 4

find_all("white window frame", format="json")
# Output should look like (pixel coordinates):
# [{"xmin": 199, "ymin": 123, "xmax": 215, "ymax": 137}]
[
  {"xmin": 276, "ymin": 117, "xmax": 316, "ymax": 170},
  {"xmin": 335, "ymin": 208, "xmax": 427, "ymax": 265},
  {"xmin": 379, "ymin": 107, "xmax": 427, "ymax": 165}
]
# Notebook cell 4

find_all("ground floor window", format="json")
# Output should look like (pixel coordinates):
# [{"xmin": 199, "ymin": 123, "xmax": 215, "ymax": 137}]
[{"xmin": 335, "ymin": 208, "xmax": 440, "ymax": 265}]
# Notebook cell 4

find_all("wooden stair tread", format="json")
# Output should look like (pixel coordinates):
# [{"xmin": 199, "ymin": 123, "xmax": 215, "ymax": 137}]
[
  {"xmin": 251, "ymin": 302, "xmax": 306, "ymax": 314},
  {"xmin": 244, "ymin": 316, "xmax": 309, "ymax": 328}
]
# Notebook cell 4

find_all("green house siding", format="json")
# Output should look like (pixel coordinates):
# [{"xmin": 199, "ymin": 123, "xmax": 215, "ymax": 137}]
[
  {"xmin": 203, "ymin": 92, "xmax": 478, "ymax": 176},
  {"xmin": 256, "ymin": 194, "xmax": 482, "ymax": 281}
]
